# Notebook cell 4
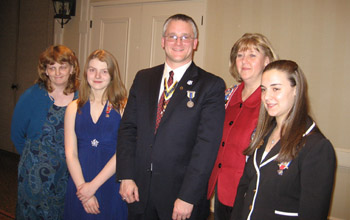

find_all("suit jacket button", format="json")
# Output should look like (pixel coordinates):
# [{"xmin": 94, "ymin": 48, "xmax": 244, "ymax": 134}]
[
  {"xmin": 229, "ymin": 121, "xmax": 233, "ymax": 125},
  {"xmin": 249, "ymin": 205, "xmax": 252, "ymax": 210},
  {"xmin": 221, "ymin": 142, "xmax": 225, "ymax": 147},
  {"xmin": 218, "ymin": 163, "xmax": 222, "ymax": 168}
]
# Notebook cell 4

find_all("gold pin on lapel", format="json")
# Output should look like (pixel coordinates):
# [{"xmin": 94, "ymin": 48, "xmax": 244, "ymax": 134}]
[{"xmin": 180, "ymin": 86, "xmax": 184, "ymax": 90}]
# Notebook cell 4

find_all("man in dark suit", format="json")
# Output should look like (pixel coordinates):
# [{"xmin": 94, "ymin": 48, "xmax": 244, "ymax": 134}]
[{"xmin": 116, "ymin": 14, "xmax": 225, "ymax": 220}]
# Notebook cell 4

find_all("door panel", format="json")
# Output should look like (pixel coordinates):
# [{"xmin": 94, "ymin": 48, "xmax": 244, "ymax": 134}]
[
  {"xmin": 98, "ymin": 18, "xmax": 130, "ymax": 84},
  {"xmin": 89, "ymin": 4, "xmax": 142, "ymax": 89},
  {"xmin": 89, "ymin": 1, "xmax": 206, "ymax": 91}
]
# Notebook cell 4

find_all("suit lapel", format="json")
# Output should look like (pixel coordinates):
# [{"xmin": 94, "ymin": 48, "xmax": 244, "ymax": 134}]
[
  {"xmin": 149, "ymin": 64, "xmax": 164, "ymax": 132},
  {"xmin": 158, "ymin": 63, "xmax": 199, "ymax": 127},
  {"xmin": 256, "ymin": 128, "xmax": 281, "ymax": 167}
]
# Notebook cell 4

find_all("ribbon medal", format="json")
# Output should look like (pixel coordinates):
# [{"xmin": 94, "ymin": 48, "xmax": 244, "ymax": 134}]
[
  {"xmin": 277, "ymin": 161, "xmax": 291, "ymax": 175},
  {"xmin": 187, "ymin": 90, "xmax": 195, "ymax": 108},
  {"xmin": 105, "ymin": 101, "xmax": 112, "ymax": 118},
  {"xmin": 164, "ymin": 79, "xmax": 178, "ymax": 101}
]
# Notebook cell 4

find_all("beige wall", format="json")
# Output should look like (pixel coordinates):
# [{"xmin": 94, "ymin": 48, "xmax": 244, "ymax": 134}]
[
  {"xmin": 205, "ymin": 0, "xmax": 350, "ymax": 152},
  {"xmin": 60, "ymin": 0, "xmax": 350, "ymax": 218},
  {"xmin": 204, "ymin": 1, "xmax": 350, "ymax": 218}
]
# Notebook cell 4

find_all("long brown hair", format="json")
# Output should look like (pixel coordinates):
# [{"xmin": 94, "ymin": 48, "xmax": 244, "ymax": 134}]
[
  {"xmin": 229, "ymin": 33, "xmax": 278, "ymax": 82},
  {"xmin": 244, "ymin": 60, "xmax": 311, "ymax": 162},
  {"xmin": 78, "ymin": 49, "xmax": 127, "ymax": 112},
  {"xmin": 36, "ymin": 45, "xmax": 79, "ymax": 94}
]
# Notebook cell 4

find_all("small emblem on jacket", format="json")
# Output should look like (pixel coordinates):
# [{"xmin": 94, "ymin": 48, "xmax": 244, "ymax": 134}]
[{"xmin": 277, "ymin": 161, "xmax": 291, "ymax": 175}]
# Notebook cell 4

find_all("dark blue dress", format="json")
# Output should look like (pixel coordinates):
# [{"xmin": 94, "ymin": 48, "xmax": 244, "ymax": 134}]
[
  {"xmin": 16, "ymin": 104, "xmax": 68, "ymax": 220},
  {"xmin": 64, "ymin": 101, "xmax": 127, "ymax": 220}
]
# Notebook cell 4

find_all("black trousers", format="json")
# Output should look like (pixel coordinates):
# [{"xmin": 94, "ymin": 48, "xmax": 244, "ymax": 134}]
[
  {"xmin": 128, "ymin": 175, "xmax": 210, "ymax": 220},
  {"xmin": 214, "ymin": 188, "xmax": 233, "ymax": 220},
  {"xmin": 127, "ymin": 198, "xmax": 210, "ymax": 220}
]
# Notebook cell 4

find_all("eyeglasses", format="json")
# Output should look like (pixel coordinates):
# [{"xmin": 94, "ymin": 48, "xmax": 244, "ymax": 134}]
[
  {"xmin": 164, "ymin": 34, "xmax": 194, "ymax": 43},
  {"xmin": 46, "ymin": 63, "xmax": 70, "ymax": 74}
]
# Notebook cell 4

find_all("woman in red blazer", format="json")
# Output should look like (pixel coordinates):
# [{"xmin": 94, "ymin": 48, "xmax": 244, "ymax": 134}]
[{"xmin": 208, "ymin": 33, "xmax": 278, "ymax": 220}]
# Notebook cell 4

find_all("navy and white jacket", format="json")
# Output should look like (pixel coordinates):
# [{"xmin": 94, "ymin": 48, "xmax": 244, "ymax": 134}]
[{"xmin": 231, "ymin": 119, "xmax": 336, "ymax": 220}]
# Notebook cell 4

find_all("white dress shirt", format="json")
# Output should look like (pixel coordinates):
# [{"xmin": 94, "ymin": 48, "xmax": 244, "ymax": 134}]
[{"xmin": 157, "ymin": 61, "xmax": 192, "ymax": 101}]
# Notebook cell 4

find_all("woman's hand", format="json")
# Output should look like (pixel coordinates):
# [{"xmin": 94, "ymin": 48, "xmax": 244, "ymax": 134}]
[
  {"xmin": 77, "ymin": 182, "xmax": 97, "ymax": 204},
  {"xmin": 82, "ymin": 196, "xmax": 100, "ymax": 214}
]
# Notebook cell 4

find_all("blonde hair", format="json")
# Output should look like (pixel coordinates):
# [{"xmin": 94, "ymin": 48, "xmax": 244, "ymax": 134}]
[{"xmin": 229, "ymin": 33, "xmax": 278, "ymax": 82}]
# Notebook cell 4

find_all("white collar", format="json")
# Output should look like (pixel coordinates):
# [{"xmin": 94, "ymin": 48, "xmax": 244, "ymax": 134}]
[
  {"xmin": 158, "ymin": 61, "xmax": 192, "ymax": 100},
  {"xmin": 164, "ymin": 61, "xmax": 192, "ymax": 83}
]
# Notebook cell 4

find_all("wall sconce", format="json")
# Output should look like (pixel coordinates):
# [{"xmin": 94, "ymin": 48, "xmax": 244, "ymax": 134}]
[{"xmin": 52, "ymin": 0, "xmax": 76, "ymax": 28}]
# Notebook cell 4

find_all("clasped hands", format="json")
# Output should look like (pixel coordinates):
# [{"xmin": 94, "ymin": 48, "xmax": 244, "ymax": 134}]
[
  {"xmin": 119, "ymin": 179, "xmax": 194, "ymax": 220},
  {"xmin": 76, "ymin": 182, "xmax": 100, "ymax": 214}
]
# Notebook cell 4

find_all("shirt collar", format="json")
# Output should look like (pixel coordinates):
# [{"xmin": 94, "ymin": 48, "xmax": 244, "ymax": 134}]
[
  {"xmin": 158, "ymin": 61, "xmax": 192, "ymax": 100},
  {"xmin": 164, "ymin": 61, "xmax": 192, "ymax": 83}
]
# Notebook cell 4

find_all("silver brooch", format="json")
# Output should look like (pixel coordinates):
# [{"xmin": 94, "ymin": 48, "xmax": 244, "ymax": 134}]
[{"xmin": 91, "ymin": 139, "xmax": 99, "ymax": 147}]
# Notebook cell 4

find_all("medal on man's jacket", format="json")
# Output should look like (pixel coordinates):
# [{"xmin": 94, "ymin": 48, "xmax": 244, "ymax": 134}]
[{"xmin": 187, "ymin": 90, "xmax": 195, "ymax": 108}]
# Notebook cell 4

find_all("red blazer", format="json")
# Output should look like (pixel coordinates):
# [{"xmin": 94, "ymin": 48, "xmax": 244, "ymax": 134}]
[{"xmin": 208, "ymin": 83, "xmax": 261, "ymax": 206}]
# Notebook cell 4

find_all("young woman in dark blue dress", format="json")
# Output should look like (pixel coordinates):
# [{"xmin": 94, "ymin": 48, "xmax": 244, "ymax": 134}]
[{"xmin": 64, "ymin": 50, "xmax": 127, "ymax": 219}]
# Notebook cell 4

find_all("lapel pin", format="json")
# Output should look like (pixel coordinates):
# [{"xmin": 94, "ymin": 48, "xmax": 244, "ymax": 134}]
[
  {"xmin": 277, "ymin": 161, "xmax": 291, "ymax": 176},
  {"xmin": 187, "ymin": 80, "xmax": 193, "ymax": 85}
]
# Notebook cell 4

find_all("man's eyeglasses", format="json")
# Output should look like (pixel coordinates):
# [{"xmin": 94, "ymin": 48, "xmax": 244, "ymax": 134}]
[{"xmin": 164, "ymin": 35, "xmax": 194, "ymax": 43}]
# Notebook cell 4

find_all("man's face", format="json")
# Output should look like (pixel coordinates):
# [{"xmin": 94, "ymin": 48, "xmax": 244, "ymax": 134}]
[{"xmin": 161, "ymin": 20, "xmax": 198, "ymax": 69}]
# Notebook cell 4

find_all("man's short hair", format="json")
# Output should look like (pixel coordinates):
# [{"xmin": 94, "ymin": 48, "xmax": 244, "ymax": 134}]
[{"xmin": 162, "ymin": 14, "xmax": 198, "ymax": 39}]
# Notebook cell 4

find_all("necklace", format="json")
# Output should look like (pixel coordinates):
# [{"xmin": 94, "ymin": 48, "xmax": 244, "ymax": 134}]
[
  {"xmin": 271, "ymin": 137, "xmax": 280, "ymax": 145},
  {"xmin": 270, "ymin": 127, "xmax": 280, "ymax": 145}
]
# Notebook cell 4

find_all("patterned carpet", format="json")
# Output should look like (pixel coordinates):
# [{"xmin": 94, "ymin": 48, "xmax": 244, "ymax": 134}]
[{"xmin": 0, "ymin": 150, "xmax": 18, "ymax": 220}]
